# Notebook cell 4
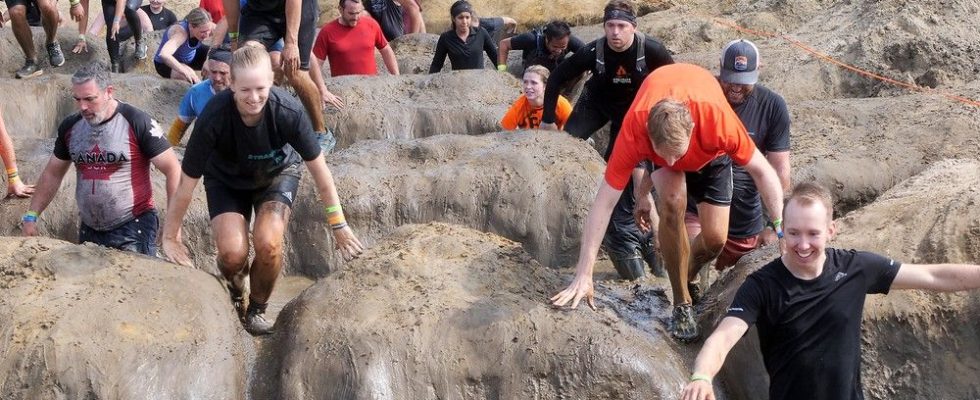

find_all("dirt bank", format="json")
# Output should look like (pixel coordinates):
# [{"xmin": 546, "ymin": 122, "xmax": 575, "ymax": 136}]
[
  {"xmin": 253, "ymin": 223, "xmax": 688, "ymax": 399},
  {"xmin": 0, "ymin": 237, "xmax": 248, "ymax": 399}
]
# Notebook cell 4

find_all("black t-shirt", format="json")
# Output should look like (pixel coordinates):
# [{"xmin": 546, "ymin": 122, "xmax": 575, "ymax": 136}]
[
  {"xmin": 727, "ymin": 84, "xmax": 791, "ymax": 236},
  {"xmin": 182, "ymin": 87, "xmax": 321, "ymax": 190},
  {"xmin": 243, "ymin": 0, "xmax": 284, "ymax": 15},
  {"xmin": 141, "ymin": 5, "xmax": 178, "ymax": 31},
  {"xmin": 542, "ymin": 34, "xmax": 674, "ymax": 124},
  {"xmin": 428, "ymin": 27, "xmax": 497, "ymax": 73},
  {"xmin": 727, "ymin": 249, "xmax": 901, "ymax": 400},
  {"xmin": 366, "ymin": 0, "xmax": 403, "ymax": 41},
  {"xmin": 509, "ymin": 30, "xmax": 586, "ymax": 72}
]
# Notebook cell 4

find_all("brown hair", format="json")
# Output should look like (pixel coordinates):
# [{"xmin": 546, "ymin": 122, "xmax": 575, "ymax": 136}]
[
  {"xmin": 524, "ymin": 65, "xmax": 550, "ymax": 84},
  {"xmin": 231, "ymin": 43, "xmax": 272, "ymax": 79},
  {"xmin": 338, "ymin": 0, "xmax": 361, "ymax": 9},
  {"xmin": 786, "ymin": 182, "xmax": 834, "ymax": 220},
  {"xmin": 603, "ymin": 0, "xmax": 635, "ymax": 15},
  {"xmin": 647, "ymin": 98, "xmax": 693, "ymax": 153},
  {"xmin": 185, "ymin": 7, "xmax": 212, "ymax": 28}
]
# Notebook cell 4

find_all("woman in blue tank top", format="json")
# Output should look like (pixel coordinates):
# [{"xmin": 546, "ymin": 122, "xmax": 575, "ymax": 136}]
[{"xmin": 153, "ymin": 7, "xmax": 215, "ymax": 83}]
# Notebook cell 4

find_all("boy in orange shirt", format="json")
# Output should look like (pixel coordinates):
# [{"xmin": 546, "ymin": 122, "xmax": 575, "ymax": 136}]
[
  {"xmin": 551, "ymin": 63, "xmax": 785, "ymax": 342},
  {"xmin": 500, "ymin": 65, "xmax": 572, "ymax": 130}
]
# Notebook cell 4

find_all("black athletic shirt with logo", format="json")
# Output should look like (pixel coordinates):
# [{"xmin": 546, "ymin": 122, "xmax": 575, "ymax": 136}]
[
  {"xmin": 726, "ymin": 249, "xmax": 901, "ymax": 400},
  {"xmin": 726, "ymin": 84, "xmax": 791, "ymax": 237},
  {"xmin": 508, "ymin": 31, "xmax": 586, "ymax": 72},
  {"xmin": 140, "ymin": 5, "xmax": 178, "ymax": 31},
  {"xmin": 182, "ymin": 87, "xmax": 321, "ymax": 190},
  {"xmin": 541, "ymin": 36, "xmax": 673, "ymax": 124}
]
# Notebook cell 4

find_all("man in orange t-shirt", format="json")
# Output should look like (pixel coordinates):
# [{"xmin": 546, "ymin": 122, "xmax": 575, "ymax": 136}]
[{"xmin": 552, "ymin": 63, "xmax": 785, "ymax": 342}]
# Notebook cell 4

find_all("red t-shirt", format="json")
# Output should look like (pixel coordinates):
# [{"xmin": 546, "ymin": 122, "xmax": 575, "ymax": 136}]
[
  {"xmin": 312, "ymin": 16, "xmax": 389, "ymax": 77},
  {"xmin": 199, "ymin": 0, "xmax": 224, "ymax": 22},
  {"xmin": 604, "ymin": 63, "xmax": 756, "ymax": 190}
]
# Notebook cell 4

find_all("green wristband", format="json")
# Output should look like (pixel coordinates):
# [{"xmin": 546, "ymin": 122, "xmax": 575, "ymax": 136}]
[
  {"xmin": 496, "ymin": 64, "xmax": 507, "ymax": 71},
  {"xmin": 325, "ymin": 205, "xmax": 342, "ymax": 214},
  {"xmin": 689, "ymin": 373, "xmax": 711, "ymax": 383}
]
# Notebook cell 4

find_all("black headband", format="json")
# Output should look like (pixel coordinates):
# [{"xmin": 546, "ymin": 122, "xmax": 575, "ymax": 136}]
[
  {"xmin": 208, "ymin": 48, "xmax": 233, "ymax": 65},
  {"xmin": 450, "ymin": 1, "xmax": 473, "ymax": 18},
  {"xmin": 604, "ymin": 9, "xmax": 636, "ymax": 26}
]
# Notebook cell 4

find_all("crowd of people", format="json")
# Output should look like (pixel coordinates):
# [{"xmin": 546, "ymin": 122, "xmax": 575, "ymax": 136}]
[{"xmin": 3, "ymin": 0, "xmax": 980, "ymax": 399}]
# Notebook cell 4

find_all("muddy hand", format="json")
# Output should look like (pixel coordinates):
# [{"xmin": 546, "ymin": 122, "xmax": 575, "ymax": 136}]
[
  {"xmin": 321, "ymin": 92, "xmax": 345, "ymax": 110},
  {"xmin": 162, "ymin": 236, "xmax": 193, "ymax": 267},
  {"xmin": 332, "ymin": 225, "xmax": 364, "ymax": 261},
  {"xmin": 280, "ymin": 43, "xmax": 300, "ymax": 75},
  {"xmin": 7, "ymin": 182, "xmax": 35, "ymax": 198},
  {"xmin": 550, "ymin": 274, "xmax": 596, "ymax": 310},
  {"xmin": 681, "ymin": 380, "xmax": 715, "ymax": 400},
  {"xmin": 72, "ymin": 39, "xmax": 88, "ymax": 54},
  {"xmin": 634, "ymin": 192, "xmax": 654, "ymax": 233},
  {"xmin": 22, "ymin": 221, "xmax": 38, "ymax": 236},
  {"xmin": 110, "ymin": 21, "xmax": 120, "ymax": 40}
]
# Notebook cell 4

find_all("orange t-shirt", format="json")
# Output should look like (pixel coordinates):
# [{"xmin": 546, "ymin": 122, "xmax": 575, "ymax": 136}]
[
  {"xmin": 604, "ymin": 63, "xmax": 756, "ymax": 190},
  {"xmin": 500, "ymin": 95, "xmax": 572, "ymax": 130}
]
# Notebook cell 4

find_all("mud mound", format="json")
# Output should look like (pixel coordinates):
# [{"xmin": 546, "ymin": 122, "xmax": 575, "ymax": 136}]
[
  {"xmin": 0, "ymin": 237, "xmax": 247, "ymax": 399},
  {"xmin": 789, "ymin": 94, "xmax": 980, "ymax": 214},
  {"xmin": 252, "ymin": 223, "xmax": 687, "ymax": 399},
  {"xmin": 0, "ymin": 74, "xmax": 188, "ymax": 140},
  {"xmin": 322, "ymin": 69, "xmax": 519, "ymax": 150},
  {"xmin": 282, "ymin": 131, "xmax": 603, "ymax": 277}
]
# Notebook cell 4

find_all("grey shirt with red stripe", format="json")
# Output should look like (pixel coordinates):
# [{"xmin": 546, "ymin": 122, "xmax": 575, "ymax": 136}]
[{"xmin": 54, "ymin": 102, "xmax": 170, "ymax": 231}]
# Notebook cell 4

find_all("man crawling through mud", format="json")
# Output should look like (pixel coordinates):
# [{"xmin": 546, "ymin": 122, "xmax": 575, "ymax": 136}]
[
  {"xmin": 160, "ymin": 44, "xmax": 363, "ymax": 335},
  {"xmin": 681, "ymin": 182, "xmax": 980, "ymax": 400}
]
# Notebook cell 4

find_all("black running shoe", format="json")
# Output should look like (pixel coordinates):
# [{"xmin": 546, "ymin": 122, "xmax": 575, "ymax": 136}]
[
  {"xmin": 669, "ymin": 304, "xmax": 700, "ymax": 342},
  {"xmin": 15, "ymin": 60, "xmax": 42, "ymax": 79},
  {"xmin": 243, "ymin": 306, "xmax": 275, "ymax": 336},
  {"xmin": 46, "ymin": 42, "xmax": 65, "ymax": 67}
]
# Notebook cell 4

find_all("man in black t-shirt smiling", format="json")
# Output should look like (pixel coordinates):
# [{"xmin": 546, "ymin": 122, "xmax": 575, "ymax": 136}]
[
  {"xmin": 161, "ymin": 45, "xmax": 364, "ymax": 336},
  {"xmin": 680, "ymin": 182, "xmax": 980, "ymax": 400}
]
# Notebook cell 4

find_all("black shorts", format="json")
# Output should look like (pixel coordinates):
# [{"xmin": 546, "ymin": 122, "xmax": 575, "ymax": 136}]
[
  {"xmin": 153, "ymin": 47, "xmax": 209, "ymax": 78},
  {"xmin": 4, "ymin": 0, "xmax": 32, "ymax": 9},
  {"xmin": 684, "ymin": 157, "xmax": 734, "ymax": 206},
  {"xmin": 203, "ymin": 164, "xmax": 302, "ymax": 220},
  {"xmin": 239, "ymin": 0, "xmax": 317, "ymax": 71}
]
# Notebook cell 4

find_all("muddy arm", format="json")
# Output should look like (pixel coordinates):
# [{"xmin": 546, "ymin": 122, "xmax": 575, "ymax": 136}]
[{"xmin": 892, "ymin": 263, "xmax": 980, "ymax": 292}]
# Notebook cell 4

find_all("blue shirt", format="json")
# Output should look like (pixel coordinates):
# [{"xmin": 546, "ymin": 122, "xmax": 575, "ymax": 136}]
[{"xmin": 178, "ymin": 80, "xmax": 217, "ymax": 122}]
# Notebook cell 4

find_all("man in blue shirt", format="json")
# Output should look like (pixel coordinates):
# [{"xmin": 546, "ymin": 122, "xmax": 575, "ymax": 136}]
[{"xmin": 167, "ymin": 47, "xmax": 232, "ymax": 145}]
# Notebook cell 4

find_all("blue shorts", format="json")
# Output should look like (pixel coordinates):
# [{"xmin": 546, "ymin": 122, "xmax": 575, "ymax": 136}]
[{"xmin": 79, "ymin": 210, "xmax": 159, "ymax": 256}]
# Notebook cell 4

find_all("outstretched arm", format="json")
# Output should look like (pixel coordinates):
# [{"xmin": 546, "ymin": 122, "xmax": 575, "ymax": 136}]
[
  {"xmin": 23, "ymin": 157, "xmax": 72, "ymax": 236},
  {"xmin": 395, "ymin": 0, "xmax": 423, "ymax": 34},
  {"xmin": 743, "ymin": 148, "xmax": 783, "ymax": 229},
  {"xmin": 160, "ymin": 173, "xmax": 199, "ymax": 266},
  {"xmin": 304, "ymin": 154, "xmax": 364, "ymax": 260},
  {"xmin": 550, "ymin": 181, "xmax": 623, "ymax": 310},
  {"xmin": 891, "ymin": 263, "xmax": 980, "ymax": 292},
  {"xmin": 680, "ymin": 317, "xmax": 750, "ymax": 400},
  {"xmin": 497, "ymin": 37, "xmax": 511, "ymax": 67},
  {"xmin": 222, "ymin": 0, "xmax": 240, "ymax": 48}
]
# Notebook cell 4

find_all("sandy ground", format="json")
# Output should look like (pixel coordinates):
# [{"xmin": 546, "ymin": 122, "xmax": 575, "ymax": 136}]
[{"xmin": 2, "ymin": 0, "xmax": 980, "ymax": 398}]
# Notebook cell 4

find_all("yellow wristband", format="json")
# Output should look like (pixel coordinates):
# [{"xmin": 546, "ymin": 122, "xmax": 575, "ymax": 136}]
[
  {"xmin": 496, "ymin": 64, "xmax": 507, "ymax": 71},
  {"xmin": 327, "ymin": 213, "xmax": 346, "ymax": 226},
  {"xmin": 689, "ymin": 373, "xmax": 711, "ymax": 383}
]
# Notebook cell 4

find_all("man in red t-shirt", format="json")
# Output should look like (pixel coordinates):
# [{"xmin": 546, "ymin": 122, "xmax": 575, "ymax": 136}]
[
  {"xmin": 312, "ymin": 0, "xmax": 399, "ymax": 77},
  {"xmin": 551, "ymin": 63, "xmax": 785, "ymax": 342}
]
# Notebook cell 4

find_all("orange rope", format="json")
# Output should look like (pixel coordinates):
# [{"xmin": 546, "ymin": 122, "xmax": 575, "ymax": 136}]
[{"xmin": 710, "ymin": 18, "xmax": 980, "ymax": 108}]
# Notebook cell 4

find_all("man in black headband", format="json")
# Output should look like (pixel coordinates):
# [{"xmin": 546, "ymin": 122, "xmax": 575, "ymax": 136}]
[
  {"xmin": 544, "ymin": 0, "xmax": 674, "ymax": 291},
  {"xmin": 167, "ymin": 47, "xmax": 234, "ymax": 145}
]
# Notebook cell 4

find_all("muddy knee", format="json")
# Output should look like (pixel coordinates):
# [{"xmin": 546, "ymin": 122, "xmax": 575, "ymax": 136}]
[
  {"xmin": 252, "ymin": 236, "xmax": 284, "ymax": 261},
  {"xmin": 217, "ymin": 248, "xmax": 249, "ymax": 273}
]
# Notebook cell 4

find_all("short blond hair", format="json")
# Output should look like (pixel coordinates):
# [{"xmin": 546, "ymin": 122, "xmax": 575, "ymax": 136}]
[
  {"xmin": 231, "ymin": 43, "xmax": 272, "ymax": 79},
  {"xmin": 647, "ymin": 98, "xmax": 694, "ymax": 152},
  {"xmin": 786, "ymin": 182, "xmax": 834, "ymax": 221},
  {"xmin": 524, "ymin": 65, "xmax": 550, "ymax": 84}
]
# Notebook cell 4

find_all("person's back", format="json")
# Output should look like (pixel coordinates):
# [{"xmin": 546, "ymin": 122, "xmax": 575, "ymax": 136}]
[{"xmin": 366, "ymin": 0, "xmax": 403, "ymax": 41}]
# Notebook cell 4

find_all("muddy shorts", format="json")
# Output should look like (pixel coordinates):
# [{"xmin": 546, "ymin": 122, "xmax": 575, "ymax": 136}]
[
  {"xmin": 79, "ymin": 210, "xmax": 159, "ymax": 256},
  {"xmin": 239, "ymin": 0, "xmax": 317, "ymax": 70},
  {"xmin": 684, "ymin": 212, "xmax": 760, "ymax": 270},
  {"xmin": 684, "ymin": 157, "xmax": 734, "ymax": 206},
  {"xmin": 203, "ymin": 163, "xmax": 302, "ymax": 220}
]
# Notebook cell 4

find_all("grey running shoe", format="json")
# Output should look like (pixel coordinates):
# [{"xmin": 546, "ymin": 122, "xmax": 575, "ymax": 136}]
[
  {"xmin": 135, "ymin": 38, "xmax": 148, "ymax": 60},
  {"xmin": 317, "ymin": 130, "xmax": 337, "ymax": 154},
  {"xmin": 669, "ymin": 304, "xmax": 700, "ymax": 342},
  {"xmin": 15, "ymin": 60, "xmax": 42, "ymax": 79},
  {"xmin": 243, "ymin": 305, "xmax": 275, "ymax": 336},
  {"xmin": 46, "ymin": 42, "xmax": 65, "ymax": 67}
]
